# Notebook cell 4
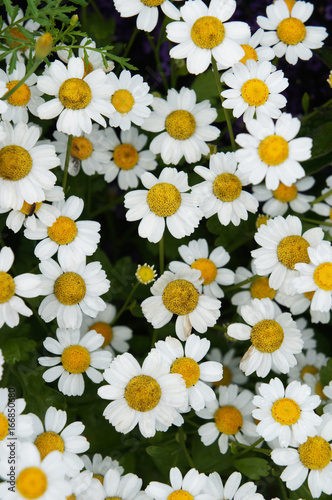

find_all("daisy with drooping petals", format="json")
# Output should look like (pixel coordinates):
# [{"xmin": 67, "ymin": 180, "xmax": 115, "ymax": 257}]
[
  {"xmin": 39, "ymin": 329, "xmax": 112, "ymax": 397},
  {"xmin": 146, "ymin": 467, "xmax": 209, "ymax": 500},
  {"xmin": 98, "ymin": 350, "xmax": 187, "ymax": 438},
  {"xmin": 141, "ymin": 87, "xmax": 219, "ymax": 165},
  {"xmin": 257, "ymin": 0, "xmax": 328, "ymax": 65},
  {"xmin": 113, "ymin": 0, "xmax": 180, "ymax": 33},
  {"xmin": 166, "ymin": 0, "xmax": 249, "ymax": 75},
  {"xmin": 235, "ymin": 113, "xmax": 312, "ymax": 190},
  {"xmin": 207, "ymin": 347, "xmax": 248, "ymax": 387},
  {"xmin": 124, "ymin": 168, "xmax": 203, "ymax": 243},
  {"xmin": 197, "ymin": 384, "xmax": 257, "ymax": 454},
  {"xmin": 221, "ymin": 60, "xmax": 288, "ymax": 123},
  {"xmin": 169, "ymin": 238, "xmax": 234, "ymax": 299},
  {"xmin": 81, "ymin": 453, "xmax": 124, "ymax": 482},
  {"xmin": 0, "ymin": 121, "xmax": 59, "ymax": 211},
  {"xmin": 193, "ymin": 152, "xmax": 258, "ymax": 227},
  {"xmin": 227, "ymin": 298, "xmax": 303, "ymax": 377},
  {"xmin": 141, "ymin": 268, "xmax": 221, "ymax": 341},
  {"xmin": 38, "ymin": 254, "xmax": 110, "ymax": 329},
  {"xmin": 203, "ymin": 471, "xmax": 265, "ymax": 500},
  {"xmin": 37, "ymin": 57, "xmax": 114, "ymax": 136},
  {"xmin": 102, "ymin": 469, "xmax": 147, "ymax": 500}
]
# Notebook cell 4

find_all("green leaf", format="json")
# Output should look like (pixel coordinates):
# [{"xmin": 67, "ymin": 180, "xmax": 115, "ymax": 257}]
[
  {"xmin": 315, "ymin": 47, "xmax": 332, "ymax": 69},
  {"xmin": 303, "ymin": 150, "xmax": 332, "ymax": 175},
  {"xmin": 233, "ymin": 457, "xmax": 270, "ymax": 480},
  {"xmin": 1, "ymin": 337, "xmax": 36, "ymax": 365},
  {"xmin": 191, "ymin": 71, "xmax": 220, "ymax": 103},
  {"xmin": 302, "ymin": 92, "xmax": 310, "ymax": 115},
  {"xmin": 320, "ymin": 358, "xmax": 332, "ymax": 387}
]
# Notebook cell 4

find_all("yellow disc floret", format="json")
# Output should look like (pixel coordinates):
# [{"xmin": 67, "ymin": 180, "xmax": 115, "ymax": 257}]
[
  {"xmin": 191, "ymin": 258, "xmax": 217, "ymax": 285},
  {"xmin": 277, "ymin": 235, "xmax": 310, "ymax": 269},
  {"xmin": 277, "ymin": 18, "xmax": 306, "ymax": 45},
  {"xmin": 93, "ymin": 474, "xmax": 104, "ymax": 485},
  {"xmin": 256, "ymin": 214, "xmax": 271, "ymax": 228},
  {"xmin": 250, "ymin": 277, "xmax": 276, "ymax": 300},
  {"xmin": 0, "ymin": 272, "xmax": 15, "ymax": 304},
  {"xmin": 304, "ymin": 290, "xmax": 315, "ymax": 301},
  {"xmin": 162, "ymin": 279, "xmax": 199, "ymax": 315},
  {"xmin": 191, "ymin": 16, "xmax": 225, "ymax": 49},
  {"xmin": 239, "ymin": 44, "xmax": 258, "ymax": 64},
  {"xmin": 59, "ymin": 78, "xmax": 92, "ymax": 110},
  {"xmin": 273, "ymin": 182, "xmax": 297, "ymax": 202},
  {"xmin": 125, "ymin": 375, "xmax": 161, "ymax": 412},
  {"xmin": 113, "ymin": 144, "xmax": 139, "ymax": 170},
  {"xmin": 136, "ymin": 264, "xmax": 157, "ymax": 284},
  {"xmin": 258, "ymin": 135, "xmax": 289, "ymax": 166},
  {"xmin": 241, "ymin": 79, "xmax": 269, "ymax": 107},
  {"xmin": 298, "ymin": 436, "xmax": 332, "ymax": 470},
  {"xmin": 300, "ymin": 365, "xmax": 319, "ymax": 380},
  {"xmin": 7, "ymin": 27, "xmax": 29, "ymax": 50},
  {"xmin": 20, "ymin": 201, "xmax": 42, "ymax": 216},
  {"xmin": 271, "ymin": 398, "xmax": 301, "ymax": 425},
  {"xmin": 61, "ymin": 345, "xmax": 91, "ymax": 373},
  {"xmin": 213, "ymin": 173, "xmax": 242, "ymax": 202},
  {"xmin": 214, "ymin": 365, "xmax": 231, "ymax": 387},
  {"xmin": 214, "ymin": 405, "xmax": 243, "ymax": 435},
  {"xmin": 141, "ymin": 0, "xmax": 165, "ymax": 5},
  {"xmin": 282, "ymin": 0, "xmax": 296, "ymax": 13},
  {"xmin": 54, "ymin": 272, "xmax": 86, "ymax": 305},
  {"xmin": 6, "ymin": 80, "xmax": 31, "ymax": 106},
  {"xmin": 251, "ymin": 319, "xmax": 284, "ymax": 353},
  {"xmin": 111, "ymin": 90, "xmax": 135, "ymax": 114},
  {"xmin": 147, "ymin": 182, "xmax": 182, "ymax": 217},
  {"xmin": 106, "ymin": 497, "xmax": 122, "ymax": 500},
  {"xmin": 171, "ymin": 357, "xmax": 200, "ymax": 387},
  {"xmin": 0, "ymin": 412, "xmax": 9, "ymax": 440},
  {"xmin": 168, "ymin": 491, "xmax": 194, "ymax": 500},
  {"xmin": 16, "ymin": 467, "xmax": 48, "ymax": 499},
  {"xmin": 165, "ymin": 110, "xmax": 196, "ymax": 140},
  {"xmin": 89, "ymin": 321, "xmax": 113, "ymax": 347},
  {"xmin": 71, "ymin": 137, "xmax": 93, "ymax": 160},
  {"xmin": 34, "ymin": 431, "xmax": 65, "ymax": 460},
  {"xmin": 0, "ymin": 145, "xmax": 33, "ymax": 181},
  {"xmin": 82, "ymin": 60, "xmax": 94, "ymax": 79},
  {"xmin": 313, "ymin": 262, "xmax": 332, "ymax": 291},
  {"xmin": 47, "ymin": 216, "xmax": 78, "ymax": 245}
]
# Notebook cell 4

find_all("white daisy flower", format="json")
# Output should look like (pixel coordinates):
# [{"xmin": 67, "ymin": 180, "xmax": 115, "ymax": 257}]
[
  {"xmin": 197, "ymin": 384, "xmax": 257, "ymax": 454},
  {"xmin": 52, "ymin": 125, "xmax": 111, "ymax": 177},
  {"xmin": 302, "ymin": 371, "xmax": 329, "ymax": 404},
  {"xmin": 294, "ymin": 317, "xmax": 316, "ymax": 351},
  {"xmin": 0, "ymin": 62, "xmax": 44, "ymax": 123},
  {"xmin": 124, "ymin": 167, "xmax": 203, "ymax": 243},
  {"xmin": 24, "ymin": 195, "xmax": 101, "ymax": 266},
  {"xmin": 287, "ymin": 349, "xmax": 328, "ymax": 384},
  {"xmin": 203, "ymin": 471, "xmax": 264, "ymax": 500},
  {"xmin": 253, "ymin": 377, "xmax": 321, "ymax": 448},
  {"xmin": 166, "ymin": 0, "xmax": 249, "ymax": 75},
  {"xmin": 1, "ymin": 9, "xmax": 40, "ymax": 64},
  {"xmin": 114, "ymin": 0, "xmax": 180, "ymax": 33},
  {"xmin": 38, "ymin": 254, "xmax": 110, "ymax": 329},
  {"xmin": 169, "ymin": 238, "xmax": 235, "ymax": 299},
  {"xmin": 193, "ymin": 152, "xmax": 258, "ymax": 227},
  {"xmin": 278, "ymin": 287, "xmax": 330, "ymax": 323},
  {"xmin": 102, "ymin": 469, "xmax": 147, "ymax": 500},
  {"xmin": 81, "ymin": 453, "xmax": 124, "ymax": 482},
  {"xmin": 57, "ymin": 37, "xmax": 115, "ymax": 74},
  {"xmin": 146, "ymin": 467, "xmax": 209, "ymax": 500},
  {"xmin": 235, "ymin": 113, "xmax": 312, "ymax": 190},
  {"xmin": 323, "ymin": 382, "xmax": 332, "ymax": 414},
  {"xmin": 0, "ymin": 121, "xmax": 59, "ymax": 211},
  {"xmin": 311, "ymin": 176, "xmax": 332, "ymax": 236},
  {"xmin": 0, "ymin": 349, "xmax": 4, "ymax": 381},
  {"xmin": 107, "ymin": 70, "xmax": 153, "ymax": 131},
  {"xmin": 0, "ymin": 388, "xmax": 34, "ymax": 446},
  {"xmin": 141, "ymin": 87, "xmax": 219, "ymax": 165},
  {"xmin": 39, "ymin": 328, "xmax": 112, "ymax": 397},
  {"xmin": 141, "ymin": 268, "xmax": 221, "ymax": 341},
  {"xmin": 257, "ymin": 0, "xmax": 328, "ymax": 65},
  {"xmin": 101, "ymin": 126, "xmax": 157, "ymax": 190},
  {"xmin": 227, "ymin": 298, "xmax": 303, "ymax": 377},
  {"xmin": 30, "ymin": 406, "xmax": 89, "ymax": 477},
  {"xmin": 207, "ymin": 347, "xmax": 248, "ymax": 387},
  {"xmin": 0, "ymin": 246, "xmax": 42, "ymax": 328},
  {"xmin": 97, "ymin": 350, "xmax": 187, "ymax": 438},
  {"xmin": 221, "ymin": 60, "xmax": 288, "ymax": 123},
  {"xmin": 251, "ymin": 214, "xmax": 324, "ymax": 293},
  {"xmin": 37, "ymin": 57, "xmax": 114, "ymax": 136},
  {"xmin": 271, "ymin": 413, "xmax": 332, "ymax": 498},
  {"xmin": 67, "ymin": 470, "xmax": 104, "ymax": 500},
  {"xmin": 81, "ymin": 303, "xmax": 132, "ymax": 356},
  {"xmin": 153, "ymin": 335, "xmax": 223, "ymax": 411}
]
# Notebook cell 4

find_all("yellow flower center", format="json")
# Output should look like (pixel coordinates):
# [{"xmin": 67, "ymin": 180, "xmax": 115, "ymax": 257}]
[
  {"xmin": 111, "ymin": 89, "xmax": 135, "ymax": 114},
  {"xmin": 0, "ymin": 271, "xmax": 15, "ymax": 304},
  {"xmin": 162, "ymin": 279, "xmax": 199, "ymax": 315},
  {"xmin": 256, "ymin": 214, "xmax": 271, "ymax": 228},
  {"xmin": 214, "ymin": 405, "xmax": 243, "ymax": 435},
  {"xmin": 124, "ymin": 375, "xmax": 161, "ymax": 412},
  {"xmin": 106, "ymin": 497, "xmax": 122, "ymax": 500},
  {"xmin": 171, "ymin": 357, "xmax": 200, "ymax": 387},
  {"xmin": 241, "ymin": 79, "xmax": 269, "ymax": 107},
  {"xmin": 277, "ymin": 235, "xmax": 310, "ymax": 270},
  {"xmin": 6, "ymin": 80, "xmax": 31, "ymax": 106},
  {"xmin": 258, "ymin": 135, "xmax": 289, "ymax": 166},
  {"xmin": 250, "ymin": 276, "xmax": 276, "ymax": 300},
  {"xmin": 0, "ymin": 145, "xmax": 33, "ymax": 181},
  {"xmin": 251, "ymin": 319, "xmax": 284, "ymax": 353},
  {"xmin": 147, "ymin": 182, "xmax": 182, "ymax": 217},
  {"xmin": 213, "ymin": 173, "xmax": 242, "ymax": 202},
  {"xmin": 113, "ymin": 144, "xmax": 139, "ymax": 170},
  {"xmin": 20, "ymin": 201, "xmax": 42, "ymax": 216},
  {"xmin": 165, "ymin": 110, "xmax": 196, "ymax": 140},
  {"xmin": 54, "ymin": 272, "xmax": 86, "ymax": 305},
  {"xmin": 168, "ymin": 491, "xmax": 194, "ymax": 500},
  {"xmin": 239, "ymin": 44, "xmax": 258, "ymax": 64},
  {"xmin": 271, "ymin": 397, "xmax": 301, "ymax": 425},
  {"xmin": 304, "ymin": 290, "xmax": 315, "ymax": 301},
  {"xmin": 301, "ymin": 365, "xmax": 319, "ymax": 380},
  {"xmin": 191, "ymin": 16, "xmax": 225, "ymax": 49},
  {"xmin": 93, "ymin": 474, "xmax": 104, "ymax": 484},
  {"xmin": 67, "ymin": 495, "xmax": 77, "ymax": 500},
  {"xmin": 34, "ymin": 431, "xmax": 65, "ymax": 460},
  {"xmin": 71, "ymin": 137, "xmax": 93, "ymax": 160},
  {"xmin": 273, "ymin": 182, "xmax": 297, "ymax": 202},
  {"xmin": 277, "ymin": 18, "xmax": 306, "ymax": 45},
  {"xmin": 61, "ymin": 345, "xmax": 91, "ymax": 373},
  {"xmin": 16, "ymin": 467, "xmax": 48, "ymax": 499},
  {"xmin": 313, "ymin": 262, "xmax": 332, "ymax": 291},
  {"xmin": 89, "ymin": 321, "xmax": 113, "ymax": 347},
  {"xmin": 136, "ymin": 264, "xmax": 156, "ymax": 284},
  {"xmin": 214, "ymin": 365, "xmax": 232, "ymax": 387},
  {"xmin": 82, "ymin": 59, "xmax": 94, "ymax": 79},
  {"xmin": 140, "ymin": 0, "xmax": 165, "ymax": 5},
  {"xmin": 7, "ymin": 27, "xmax": 29, "ymax": 50},
  {"xmin": 282, "ymin": 0, "xmax": 296, "ymax": 13},
  {"xmin": 0, "ymin": 412, "xmax": 9, "ymax": 440},
  {"xmin": 59, "ymin": 78, "xmax": 92, "ymax": 110},
  {"xmin": 191, "ymin": 258, "xmax": 217, "ymax": 285},
  {"xmin": 47, "ymin": 216, "xmax": 78, "ymax": 245},
  {"xmin": 298, "ymin": 436, "xmax": 332, "ymax": 470}
]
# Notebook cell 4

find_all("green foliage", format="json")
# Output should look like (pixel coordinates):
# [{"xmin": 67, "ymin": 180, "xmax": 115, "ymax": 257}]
[
  {"xmin": 320, "ymin": 358, "xmax": 332, "ymax": 387},
  {"xmin": 233, "ymin": 457, "xmax": 270, "ymax": 480}
]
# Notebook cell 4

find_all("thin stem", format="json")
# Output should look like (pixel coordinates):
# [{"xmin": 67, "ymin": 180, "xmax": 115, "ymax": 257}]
[
  {"xmin": 62, "ymin": 134, "xmax": 73, "ymax": 192},
  {"xmin": 159, "ymin": 236, "xmax": 164, "ymax": 275},
  {"xmin": 151, "ymin": 329, "xmax": 158, "ymax": 348},
  {"xmin": 90, "ymin": 194, "xmax": 125, "ymax": 218},
  {"xmin": 88, "ymin": 0, "xmax": 104, "ymax": 20},
  {"xmin": 226, "ymin": 275, "xmax": 258, "ymax": 291},
  {"xmin": 1, "ymin": 59, "xmax": 41, "ymax": 102},
  {"xmin": 178, "ymin": 427, "xmax": 196, "ymax": 469},
  {"xmin": 234, "ymin": 437, "xmax": 265, "ymax": 458},
  {"xmin": 278, "ymin": 477, "xmax": 288, "ymax": 500},
  {"xmin": 311, "ymin": 187, "xmax": 332, "ymax": 205},
  {"xmin": 111, "ymin": 281, "xmax": 139, "ymax": 326},
  {"xmin": 300, "ymin": 217, "xmax": 332, "ymax": 227},
  {"xmin": 123, "ymin": 28, "xmax": 138, "ymax": 59},
  {"xmin": 146, "ymin": 33, "xmax": 168, "ymax": 92},
  {"xmin": 211, "ymin": 56, "xmax": 236, "ymax": 151}
]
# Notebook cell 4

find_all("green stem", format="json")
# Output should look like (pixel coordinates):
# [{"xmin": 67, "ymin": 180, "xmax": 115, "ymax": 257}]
[
  {"xmin": 90, "ymin": 194, "xmax": 125, "ymax": 218},
  {"xmin": 123, "ymin": 28, "xmax": 138, "ymax": 59},
  {"xmin": 151, "ymin": 329, "xmax": 158, "ymax": 348},
  {"xmin": 225, "ymin": 275, "xmax": 258, "ymax": 291},
  {"xmin": 159, "ymin": 236, "xmax": 164, "ymax": 275},
  {"xmin": 1, "ymin": 59, "xmax": 41, "ymax": 102},
  {"xmin": 146, "ymin": 33, "xmax": 168, "ymax": 92},
  {"xmin": 234, "ymin": 437, "xmax": 265, "ymax": 458},
  {"xmin": 111, "ymin": 281, "xmax": 139, "ymax": 326},
  {"xmin": 62, "ymin": 134, "xmax": 73, "ymax": 192},
  {"xmin": 311, "ymin": 187, "xmax": 332, "ymax": 205},
  {"xmin": 211, "ymin": 56, "xmax": 236, "ymax": 151},
  {"xmin": 88, "ymin": 0, "xmax": 104, "ymax": 19},
  {"xmin": 300, "ymin": 217, "xmax": 332, "ymax": 227},
  {"xmin": 178, "ymin": 427, "xmax": 196, "ymax": 469},
  {"xmin": 278, "ymin": 477, "xmax": 288, "ymax": 500}
]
